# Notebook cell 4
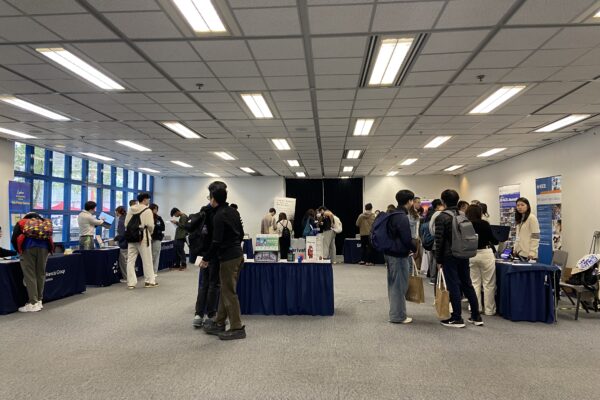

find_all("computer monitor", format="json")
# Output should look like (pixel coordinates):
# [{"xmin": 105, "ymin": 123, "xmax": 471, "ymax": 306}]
[
  {"xmin": 490, "ymin": 225, "xmax": 510, "ymax": 242},
  {"xmin": 99, "ymin": 212, "xmax": 115, "ymax": 229}
]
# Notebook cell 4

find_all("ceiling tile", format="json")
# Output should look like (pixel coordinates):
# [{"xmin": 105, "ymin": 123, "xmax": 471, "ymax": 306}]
[
  {"xmin": 105, "ymin": 12, "xmax": 182, "ymax": 39},
  {"xmin": 234, "ymin": 7, "xmax": 301, "ymax": 35},
  {"xmin": 372, "ymin": 1, "xmax": 444, "ymax": 31},
  {"xmin": 309, "ymin": 5, "xmax": 372, "ymax": 34}
]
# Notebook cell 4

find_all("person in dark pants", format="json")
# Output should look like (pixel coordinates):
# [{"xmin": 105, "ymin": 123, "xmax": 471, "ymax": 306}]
[
  {"xmin": 275, "ymin": 212, "xmax": 291, "ymax": 260},
  {"xmin": 202, "ymin": 184, "xmax": 246, "ymax": 341},
  {"xmin": 170, "ymin": 207, "xmax": 188, "ymax": 270},
  {"xmin": 356, "ymin": 203, "xmax": 376, "ymax": 265},
  {"xmin": 434, "ymin": 189, "xmax": 483, "ymax": 328}
]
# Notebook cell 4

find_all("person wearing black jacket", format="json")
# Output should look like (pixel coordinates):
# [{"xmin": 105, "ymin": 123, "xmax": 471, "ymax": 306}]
[
  {"xmin": 114, "ymin": 206, "xmax": 128, "ymax": 283},
  {"xmin": 149, "ymin": 204, "xmax": 165, "ymax": 280},
  {"xmin": 201, "ymin": 184, "xmax": 246, "ymax": 341},
  {"xmin": 434, "ymin": 190, "xmax": 482, "ymax": 328},
  {"xmin": 385, "ymin": 190, "xmax": 418, "ymax": 325}
]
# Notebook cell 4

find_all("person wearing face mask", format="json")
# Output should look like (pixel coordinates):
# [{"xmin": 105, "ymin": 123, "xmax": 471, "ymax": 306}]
[
  {"xmin": 149, "ymin": 204, "xmax": 165, "ymax": 279},
  {"xmin": 513, "ymin": 197, "xmax": 540, "ymax": 261}
]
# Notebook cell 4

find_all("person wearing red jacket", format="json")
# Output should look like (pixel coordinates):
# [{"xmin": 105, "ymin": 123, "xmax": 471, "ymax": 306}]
[{"xmin": 11, "ymin": 212, "xmax": 54, "ymax": 313}]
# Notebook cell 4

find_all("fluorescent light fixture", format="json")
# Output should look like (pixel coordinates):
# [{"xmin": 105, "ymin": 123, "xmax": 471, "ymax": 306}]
[
  {"xmin": 369, "ymin": 38, "xmax": 414, "ymax": 86},
  {"xmin": 444, "ymin": 165, "xmax": 464, "ymax": 172},
  {"xmin": 36, "ymin": 48, "xmax": 124, "ymax": 91},
  {"xmin": 534, "ymin": 114, "xmax": 592, "ymax": 133},
  {"xmin": 477, "ymin": 148, "xmax": 506, "ymax": 158},
  {"xmin": 353, "ymin": 118, "xmax": 375, "ymax": 136},
  {"xmin": 287, "ymin": 160, "xmax": 300, "ymax": 167},
  {"xmin": 140, "ymin": 167, "xmax": 160, "ymax": 174},
  {"xmin": 80, "ymin": 152, "xmax": 114, "ymax": 162},
  {"xmin": 240, "ymin": 167, "xmax": 255, "ymax": 173},
  {"xmin": 160, "ymin": 121, "xmax": 202, "ymax": 139},
  {"xmin": 171, "ymin": 160, "xmax": 193, "ymax": 168},
  {"xmin": 172, "ymin": 0, "xmax": 227, "ymax": 33},
  {"xmin": 343, "ymin": 166, "xmax": 353, "ymax": 172},
  {"xmin": 340, "ymin": 176, "xmax": 350, "ymax": 179},
  {"xmin": 116, "ymin": 140, "xmax": 151, "ymax": 152},
  {"xmin": 0, "ymin": 127, "xmax": 37, "ymax": 139},
  {"xmin": 387, "ymin": 171, "xmax": 399, "ymax": 177},
  {"xmin": 469, "ymin": 85, "xmax": 526, "ymax": 114},
  {"xmin": 214, "ymin": 151, "xmax": 235, "ymax": 161},
  {"xmin": 271, "ymin": 138, "xmax": 291, "ymax": 150},
  {"xmin": 205, "ymin": 172, "xmax": 219, "ymax": 177},
  {"xmin": 241, "ymin": 93, "xmax": 273, "ymax": 119},
  {"xmin": 0, "ymin": 96, "xmax": 70, "ymax": 121},
  {"xmin": 400, "ymin": 158, "xmax": 417, "ymax": 166},
  {"xmin": 296, "ymin": 172, "xmax": 306, "ymax": 177},
  {"xmin": 424, "ymin": 136, "xmax": 451, "ymax": 148},
  {"xmin": 345, "ymin": 150, "xmax": 362, "ymax": 159},
  {"xmin": 594, "ymin": 10, "xmax": 600, "ymax": 18}
]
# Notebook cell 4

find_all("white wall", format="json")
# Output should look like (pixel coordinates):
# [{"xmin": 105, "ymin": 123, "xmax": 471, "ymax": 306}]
[
  {"xmin": 153, "ymin": 176, "xmax": 285, "ymax": 240},
  {"xmin": 0, "ymin": 139, "xmax": 15, "ymax": 248},
  {"xmin": 364, "ymin": 175, "xmax": 460, "ymax": 212},
  {"xmin": 460, "ymin": 129, "xmax": 600, "ymax": 262}
]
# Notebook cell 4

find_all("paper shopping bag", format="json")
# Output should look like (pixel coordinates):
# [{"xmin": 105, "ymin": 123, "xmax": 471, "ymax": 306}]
[
  {"xmin": 406, "ymin": 259, "xmax": 425, "ymax": 304},
  {"xmin": 435, "ymin": 268, "xmax": 451, "ymax": 320}
]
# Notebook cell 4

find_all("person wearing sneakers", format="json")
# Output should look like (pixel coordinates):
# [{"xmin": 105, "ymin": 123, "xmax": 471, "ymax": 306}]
[
  {"xmin": 11, "ymin": 212, "xmax": 54, "ymax": 312},
  {"xmin": 201, "ymin": 184, "xmax": 246, "ymax": 341},
  {"xmin": 434, "ymin": 189, "xmax": 483, "ymax": 328},
  {"xmin": 125, "ymin": 193, "xmax": 157, "ymax": 289},
  {"xmin": 355, "ymin": 203, "xmax": 376, "ymax": 265},
  {"xmin": 170, "ymin": 208, "xmax": 189, "ymax": 271},
  {"xmin": 384, "ymin": 190, "xmax": 417, "ymax": 325}
]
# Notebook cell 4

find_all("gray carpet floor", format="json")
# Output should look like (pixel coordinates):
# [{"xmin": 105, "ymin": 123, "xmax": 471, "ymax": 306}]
[{"xmin": 1, "ymin": 263, "xmax": 599, "ymax": 400}]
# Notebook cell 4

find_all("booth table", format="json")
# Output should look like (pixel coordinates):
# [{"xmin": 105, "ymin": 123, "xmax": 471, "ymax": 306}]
[
  {"xmin": 0, "ymin": 254, "xmax": 86, "ymax": 315},
  {"xmin": 343, "ymin": 238, "xmax": 385, "ymax": 264},
  {"xmin": 78, "ymin": 248, "xmax": 120, "ymax": 286},
  {"xmin": 237, "ymin": 260, "xmax": 334, "ymax": 316},
  {"xmin": 135, "ymin": 240, "xmax": 177, "ymax": 276},
  {"xmin": 495, "ymin": 261, "xmax": 560, "ymax": 323}
]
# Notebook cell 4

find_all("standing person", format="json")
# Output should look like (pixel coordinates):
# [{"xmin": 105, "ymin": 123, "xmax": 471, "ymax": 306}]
[
  {"xmin": 261, "ymin": 208, "xmax": 277, "ymax": 234},
  {"xmin": 276, "ymin": 212, "xmax": 292, "ymax": 260},
  {"xmin": 420, "ymin": 199, "xmax": 441, "ymax": 284},
  {"xmin": 356, "ymin": 203, "xmax": 376, "ymax": 265},
  {"xmin": 386, "ymin": 204, "xmax": 396, "ymax": 213},
  {"xmin": 413, "ymin": 197, "xmax": 422, "ymax": 216},
  {"xmin": 11, "ymin": 213, "xmax": 54, "ymax": 312},
  {"xmin": 408, "ymin": 203, "xmax": 422, "ymax": 271},
  {"xmin": 319, "ymin": 208, "xmax": 336, "ymax": 261},
  {"xmin": 480, "ymin": 203, "xmax": 490, "ymax": 221},
  {"xmin": 170, "ymin": 207, "xmax": 188, "ymax": 270},
  {"xmin": 466, "ymin": 205, "xmax": 498, "ymax": 316},
  {"xmin": 458, "ymin": 201, "xmax": 469, "ymax": 215},
  {"xmin": 77, "ymin": 201, "xmax": 104, "ymax": 250},
  {"xmin": 301, "ymin": 209, "xmax": 317, "ymax": 238},
  {"xmin": 129, "ymin": 199, "xmax": 138, "ymax": 207},
  {"xmin": 125, "ymin": 193, "xmax": 157, "ymax": 289},
  {"xmin": 513, "ymin": 197, "xmax": 540, "ymax": 261},
  {"xmin": 149, "ymin": 204, "xmax": 165, "ymax": 278},
  {"xmin": 385, "ymin": 190, "xmax": 417, "ymax": 324},
  {"xmin": 435, "ymin": 189, "xmax": 482, "ymax": 328},
  {"xmin": 201, "ymin": 184, "xmax": 246, "ymax": 340},
  {"xmin": 114, "ymin": 206, "xmax": 128, "ymax": 283}
]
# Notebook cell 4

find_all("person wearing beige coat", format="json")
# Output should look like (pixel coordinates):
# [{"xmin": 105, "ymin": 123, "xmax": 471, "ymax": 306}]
[
  {"xmin": 356, "ymin": 203, "xmax": 376, "ymax": 265},
  {"xmin": 513, "ymin": 197, "xmax": 540, "ymax": 261}
]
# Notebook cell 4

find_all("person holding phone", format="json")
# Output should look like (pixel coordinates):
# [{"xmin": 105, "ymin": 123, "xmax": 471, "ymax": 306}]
[{"xmin": 77, "ymin": 201, "xmax": 105, "ymax": 250}]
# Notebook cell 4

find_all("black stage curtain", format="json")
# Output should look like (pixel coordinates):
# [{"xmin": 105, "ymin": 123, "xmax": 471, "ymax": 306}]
[{"xmin": 285, "ymin": 178, "xmax": 363, "ymax": 255}]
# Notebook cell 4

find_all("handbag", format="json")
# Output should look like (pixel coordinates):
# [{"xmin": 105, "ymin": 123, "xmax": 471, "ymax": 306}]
[
  {"xmin": 435, "ymin": 268, "xmax": 451, "ymax": 320},
  {"xmin": 405, "ymin": 258, "xmax": 425, "ymax": 304}
]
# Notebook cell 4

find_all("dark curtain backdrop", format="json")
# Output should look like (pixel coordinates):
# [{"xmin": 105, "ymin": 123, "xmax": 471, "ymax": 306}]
[{"xmin": 285, "ymin": 178, "xmax": 363, "ymax": 255}]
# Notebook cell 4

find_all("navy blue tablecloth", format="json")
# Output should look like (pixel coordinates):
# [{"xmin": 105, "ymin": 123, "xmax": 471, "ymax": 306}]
[
  {"xmin": 135, "ymin": 240, "xmax": 176, "ymax": 276},
  {"xmin": 495, "ymin": 262, "xmax": 560, "ymax": 323},
  {"xmin": 243, "ymin": 238, "xmax": 254, "ymax": 259},
  {"xmin": 343, "ymin": 239, "xmax": 385, "ymax": 264},
  {"xmin": 77, "ymin": 248, "xmax": 120, "ymax": 287},
  {"xmin": 0, "ymin": 254, "xmax": 86, "ymax": 315},
  {"xmin": 237, "ymin": 261, "xmax": 334, "ymax": 316}
]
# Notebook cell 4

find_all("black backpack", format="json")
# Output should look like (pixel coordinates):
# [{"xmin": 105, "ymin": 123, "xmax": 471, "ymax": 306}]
[
  {"xmin": 279, "ymin": 221, "xmax": 291, "ymax": 240},
  {"xmin": 566, "ymin": 264, "xmax": 599, "ymax": 290},
  {"xmin": 125, "ymin": 208, "xmax": 150, "ymax": 245}
]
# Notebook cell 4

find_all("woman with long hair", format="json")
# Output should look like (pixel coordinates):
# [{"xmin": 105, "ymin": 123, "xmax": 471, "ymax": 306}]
[{"xmin": 513, "ymin": 197, "xmax": 540, "ymax": 261}]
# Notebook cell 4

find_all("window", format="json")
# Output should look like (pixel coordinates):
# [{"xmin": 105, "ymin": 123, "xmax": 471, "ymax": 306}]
[
  {"xmin": 33, "ymin": 147, "xmax": 45, "ymax": 175},
  {"xmin": 87, "ymin": 187, "xmax": 97, "ymax": 203},
  {"xmin": 14, "ymin": 142, "xmax": 26, "ymax": 172},
  {"xmin": 71, "ymin": 185, "xmax": 82, "ymax": 210},
  {"xmin": 137, "ymin": 172, "xmax": 144, "ymax": 190},
  {"xmin": 69, "ymin": 215, "xmax": 80, "ymax": 241},
  {"xmin": 115, "ymin": 191, "xmax": 123, "ymax": 208},
  {"xmin": 52, "ymin": 152, "xmax": 65, "ymax": 178},
  {"xmin": 116, "ymin": 168, "xmax": 124, "ymax": 187},
  {"xmin": 102, "ymin": 165, "xmax": 111, "ymax": 186},
  {"xmin": 127, "ymin": 191, "xmax": 134, "ymax": 203},
  {"xmin": 51, "ymin": 182, "xmax": 64, "ymax": 210},
  {"xmin": 33, "ymin": 179, "xmax": 45, "ymax": 209},
  {"xmin": 51, "ymin": 215, "xmax": 63, "ymax": 242},
  {"xmin": 146, "ymin": 175, "xmax": 151, "ymax": 191},
  {"xmin": 127, "ymin": 170, "xmax": 134, "ymax": 189},
  {"xmin": 71, "ymin": 157, "xmax": 82, "ymax": 180},
  {"xmin": 14, "ymin": 176, "xmax": 26, "ymax": 183},
  {"xmin": 102, "ymin": 189, "xmax": 111, "ymax": 212},
  {"xmin": 88, "ymin": 161, "xmax": 98, "ymax": 183}
]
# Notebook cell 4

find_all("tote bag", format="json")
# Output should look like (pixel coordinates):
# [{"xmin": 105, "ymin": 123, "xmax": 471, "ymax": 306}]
[
  {"xmin": 405, "ymin": 258, "xmax": 425, "ymax": 304},
  {"xmin": 435, "ymin": 268, "xmax": 451, "ymax": 320}
]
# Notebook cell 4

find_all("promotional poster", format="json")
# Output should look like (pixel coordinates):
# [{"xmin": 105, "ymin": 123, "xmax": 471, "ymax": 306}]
[
  {"xmin": 536, "ymin": 176, "xmax": 562, "ymax": 264},
  {"xmin": 499, "ymin": 184, "xmax": 521, "ymax": 246}
]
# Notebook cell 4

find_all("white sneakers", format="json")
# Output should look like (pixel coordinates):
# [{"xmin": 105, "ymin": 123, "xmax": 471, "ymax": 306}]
[{"xmin": 18, "ymin": 302, "xmax": 42, "ymax": 312}]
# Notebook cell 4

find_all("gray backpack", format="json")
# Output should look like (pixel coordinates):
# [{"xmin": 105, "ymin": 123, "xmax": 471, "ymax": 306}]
[{"xmin": 444, "ymin": 210, "xmax": 478, "ymax": 259}]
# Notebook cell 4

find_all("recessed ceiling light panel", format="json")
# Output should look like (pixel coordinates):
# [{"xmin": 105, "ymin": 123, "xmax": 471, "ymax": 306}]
[
  {"xmin": 0, "ymin": 127, "xmax": 37, "ymax": 139},
  {"xmin": 353, "ymin": 119, "xmax": 375, "ymax": 136},
  {"xmin": 160, "ymin": 121, "xmax": 202, "ymax": 139},
  {"xmin": 444, "ymin": 165, "xmax": 464, "ymax": 172},
  {"xmin": 369, "ymin": 38, "xmax": 414, "ymax": 86},
  {"xmin": 116, "ymin": 140, "xmax": 151, "ymax": 152},
  {"xmin": 534, "ymin": 114, "xmax": 591, "ymax": 133},
  {"xmin": 241, "ymin": 93, "xmax": 273, "ymax": 118},
  {"xmin": 469, "ymin": 85, "xmax": 526, "ymax": 114},
  {"xmin": 214, "ymin": 151, "xmax": 236, "ymax": 161},
  {"xmin": 477, "ymin": 148, "xmax": 506, "ymax": 157},
  {"xmin": 0, "ymin": 96, "xmax": 70, "ymax": 121},
  {"xmin": 424, "ymin": 136, "xmax": 451, "ymax": 148},
  {"xmin": 80, "ymin": 152, "xmax": 114, "ymax": 162},
  {"xmin": 172, "ymin": 0, "xmax": 227, "ymax": 33},
  {"xmin": 171, "ymin": 160, "xmax": 193, "ymax": 168}
]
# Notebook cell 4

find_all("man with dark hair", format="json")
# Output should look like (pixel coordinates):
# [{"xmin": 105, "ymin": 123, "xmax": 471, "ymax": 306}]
[
  {"xmin": 435, "ymin": 189, "xmax": 482, "ymax": 328},
  {"xmin": 356, "ymin": 203, "xmax": 376, "ymax": 265},
  {"xmin": 125, "ymin": 193, "xmax": 156, "ymax": 289},
  {"xmin": 77, "ymin": 201, "xmax": 104, "ymax": 250},
  {"xmin": 261, "ymin": 207, "xmax": 277, "ymax": 234},
  {"xmin": 457, "ymin": 200, "xmax": 469, "ymax": 215},
  {"xmin": 426, "ymin": 199, "xmax": 444, "ymax": 285},
  {"xmin": 385, "ymin": 190, "xmax": 417, "ymax": 324},
  {"xmin": 230, "ymin": 204, "xmax": 238, "ymax": 210},
  {"xmin": 202, "ymin": 184, "xmax": 246, "ymax": 340},
  {"xmin": 170, "ymin": 207, "xmax": 188, "ymax": 270},
  {"xmin": 129, "ymin": 199, "xmax": 138, "ymax": 207}
]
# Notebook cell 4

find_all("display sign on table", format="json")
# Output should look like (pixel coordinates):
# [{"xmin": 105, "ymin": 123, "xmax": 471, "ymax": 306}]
[
  {"xmin": 274, "ymin": 197, "xmax": 296, "ymax": 221},
  {"xmin": 305, "ymin": 235, "xmax": 323, "ymax": 261},
  {"xmin": 536, "ymin": 176, "xmax": 562, "ymax": 265},
  {"xmin": 255, "ymin": 234, "xmax": 279, "ymax": 251},
  {"xmin": 499, "ymin": 184, "xmax": 520, "ymax": 245}
]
